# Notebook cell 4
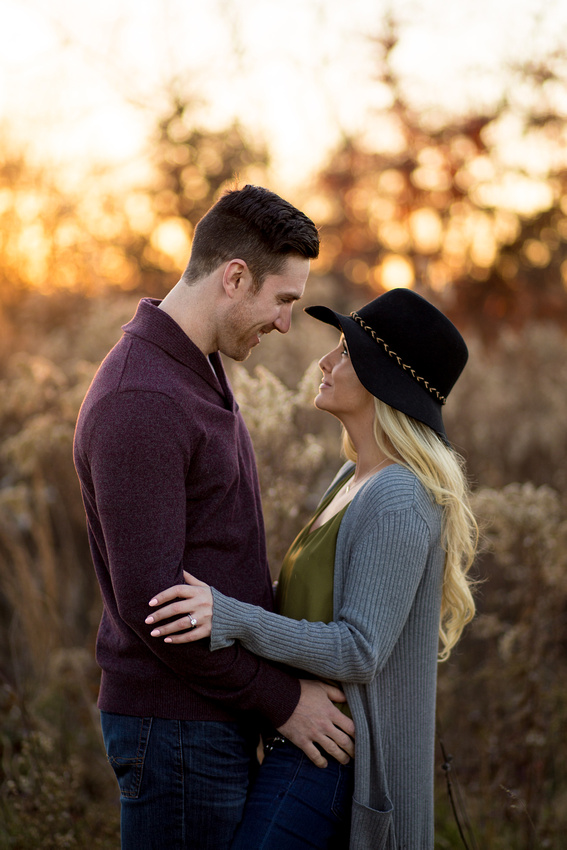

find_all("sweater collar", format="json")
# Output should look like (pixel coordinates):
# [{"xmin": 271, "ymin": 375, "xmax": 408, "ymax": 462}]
[{"xmin": 122, "ymin": 298, "xmax": 236, "ymax": 408}]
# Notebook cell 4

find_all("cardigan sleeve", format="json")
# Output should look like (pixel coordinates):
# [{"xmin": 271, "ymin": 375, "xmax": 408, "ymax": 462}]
[{"xmin": 210, "ymin": 471, "xmax": 436, "ymax": 683}]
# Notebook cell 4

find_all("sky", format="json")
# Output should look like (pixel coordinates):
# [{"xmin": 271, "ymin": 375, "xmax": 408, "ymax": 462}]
[{"xmin": 1, "ymin": 0, "xmax": 567, "ymax": 190}]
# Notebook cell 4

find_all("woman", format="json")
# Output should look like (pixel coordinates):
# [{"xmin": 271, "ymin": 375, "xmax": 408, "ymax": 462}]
[{"xmin": 145, "ymin": 288, "xmax": 478, "ymax": 849}]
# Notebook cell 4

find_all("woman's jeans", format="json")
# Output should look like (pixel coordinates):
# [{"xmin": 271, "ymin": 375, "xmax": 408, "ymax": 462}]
[
  {"xmin": 231, "ymin": 737, "xmax": 354, "ymax": 850},
  {"xmin": 100, "ymin": 711, "xmax": 258, "ymax": 850}
]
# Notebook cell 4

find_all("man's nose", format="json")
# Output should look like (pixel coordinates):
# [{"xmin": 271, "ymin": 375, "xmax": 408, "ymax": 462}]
[{"xmin": 274, "ymin": 305, "xmax": 293, "ymax": 334}]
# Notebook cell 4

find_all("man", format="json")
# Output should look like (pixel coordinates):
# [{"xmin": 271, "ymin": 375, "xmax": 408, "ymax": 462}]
[{"xmin": 73, "ymin": 185, "xmax": 354, "ymax": 850}]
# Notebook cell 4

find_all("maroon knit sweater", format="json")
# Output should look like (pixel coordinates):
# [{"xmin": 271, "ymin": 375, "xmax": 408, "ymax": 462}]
[{"xmin": 73, "ymin": 298, "xmax": 301, "ymax": 726}]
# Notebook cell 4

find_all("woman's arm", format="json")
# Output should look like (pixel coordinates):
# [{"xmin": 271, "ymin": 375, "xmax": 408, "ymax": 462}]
[
  {"xmin": 147, "ymin": 477, "xmax": 437, "ymax": 683},
  {"xmin": 210, "ymin": 504, "xmax": 432, "ymax": 682}
]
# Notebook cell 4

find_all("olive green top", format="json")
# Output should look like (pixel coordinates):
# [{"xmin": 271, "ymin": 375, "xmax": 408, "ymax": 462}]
[
  {"xmin": 275, "ymin": 476, "xmax": 350, "ymax": 619},
  {"xmin": 275, "ymin": 473, "xmax": 352, "ymax": 715},
  {"xmin": 210, "ymin": 463, "xmax": 446, "ymax": 848}
]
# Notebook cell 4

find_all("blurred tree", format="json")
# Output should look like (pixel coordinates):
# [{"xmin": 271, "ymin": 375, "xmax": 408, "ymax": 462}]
[
  {"xmin": 0, "ymin": 149, "xmax": 77, "ymax": 300},
  {"xmin": 0, "ymin": 95, "xmax": 270, "ymax": 305},
  {"xmin": 137, "ymin": 96, "xmax": 271, "ymax": 296},
  {"xmin": 150, "ymin": 95, "xmax": 270, "ymax": 225},
  {"xmin": 0, "ymin": 145, "xmax": 141, "ymax": 302},
  {"xmin": 307, "ymin": 19, "xmax": 567, "ymax": 336},
  {"xmin": 61, "ymin": 96, "xmax": 273, "ymax": 299}
]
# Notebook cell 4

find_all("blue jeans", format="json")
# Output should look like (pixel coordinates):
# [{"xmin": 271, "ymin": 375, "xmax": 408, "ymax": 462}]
[
  {"xmin": 100, "ymin": 711, "xmax": 258, "ymax": 850},
  {"xmin": 230, "ymin": 738, "xmax": 354, "ymax": 850}
]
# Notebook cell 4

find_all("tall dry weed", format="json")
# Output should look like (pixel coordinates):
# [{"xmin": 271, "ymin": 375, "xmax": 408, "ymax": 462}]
[
  {"xmin": 231, "ymin": 361, "xmax": 332, "ymax": 575},
  {"xmin": 0, "ymin": 296, "xmax": 139, "ymax": 680},
  {"xmin": 0, "ymin": 293, "xmax": 566, "ymax": 847},
  {"xmin": 444, "ymin": 323, "xmax": 567, "ymax": 492},
  {"xmin": 0, "ymin": 298, "xmax": 136, "ymax": 846},
  {"xmin": 0, "ymin": 352, "xmax": 97, "ymax": 682},
  {"xmin": 436, "ymin": 482, "xmax": 567, "ymax": 847}
]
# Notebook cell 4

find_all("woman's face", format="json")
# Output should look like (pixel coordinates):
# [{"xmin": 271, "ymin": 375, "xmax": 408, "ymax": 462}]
[{"xmin": 315, "ymin": 335, "xmax": 375, "ymax": 423}]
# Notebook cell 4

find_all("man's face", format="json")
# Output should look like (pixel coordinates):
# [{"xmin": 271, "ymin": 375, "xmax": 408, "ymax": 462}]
[{"xmin": 221, "ymin": 255, "xmax": 310, "ymax": 361}]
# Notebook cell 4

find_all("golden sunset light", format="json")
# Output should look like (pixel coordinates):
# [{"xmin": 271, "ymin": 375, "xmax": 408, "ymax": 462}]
[
  {"xmin": 1, "ymin": 0, "xmax": 565, "ymax": 189},
  {"xmin": 1, "ymin": 5, "xmax": 567, "ymax": 842}
]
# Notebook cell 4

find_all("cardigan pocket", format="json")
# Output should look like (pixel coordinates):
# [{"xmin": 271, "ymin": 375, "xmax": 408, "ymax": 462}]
[{"xmin": 350, "ymin": 797, "xmax": 395, "ymax": 849}]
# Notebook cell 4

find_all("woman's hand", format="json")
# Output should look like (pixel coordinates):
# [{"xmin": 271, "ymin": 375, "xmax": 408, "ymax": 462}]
[{"xmin": 145, "ymin": 571, "xmax": 212, "ymax": 642}]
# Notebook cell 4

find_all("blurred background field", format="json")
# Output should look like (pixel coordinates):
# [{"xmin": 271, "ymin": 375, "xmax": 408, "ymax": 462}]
[{"xmin": 1, "ymin": 2, "xmax": 567, "ymax": 847}]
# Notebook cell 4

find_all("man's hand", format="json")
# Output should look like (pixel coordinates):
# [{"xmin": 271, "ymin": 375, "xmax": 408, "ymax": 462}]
[{"xmin": 276, "ymin": 679, "xmax": 355, "ymax": 768}]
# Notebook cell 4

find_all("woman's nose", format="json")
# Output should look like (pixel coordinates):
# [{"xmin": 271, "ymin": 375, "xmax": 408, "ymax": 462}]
[{"xmin": 318, "ymin": 348, "xmax": 335, "ymax": 372}]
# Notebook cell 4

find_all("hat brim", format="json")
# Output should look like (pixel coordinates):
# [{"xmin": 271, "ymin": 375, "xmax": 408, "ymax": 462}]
[{"xmin": 304, "ymin": 304, "xmax": 447, "ymax": 439}]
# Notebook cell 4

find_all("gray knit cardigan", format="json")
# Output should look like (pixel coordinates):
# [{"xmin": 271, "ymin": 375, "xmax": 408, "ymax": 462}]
[{"xmin": 210, "ymin": 463, "xmax": 444, "ymax": 850}]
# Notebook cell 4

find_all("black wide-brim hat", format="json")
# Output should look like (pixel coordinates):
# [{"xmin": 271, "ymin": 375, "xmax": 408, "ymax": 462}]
[{"xmin": 304, "ymin": 288, "xmax": 468, "ymax": 440}]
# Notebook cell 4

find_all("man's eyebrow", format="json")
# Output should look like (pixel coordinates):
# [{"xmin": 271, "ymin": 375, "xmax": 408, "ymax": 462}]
[{"xmin": 277, "ymin": 292, "xmax": 302, "ymax": 303}]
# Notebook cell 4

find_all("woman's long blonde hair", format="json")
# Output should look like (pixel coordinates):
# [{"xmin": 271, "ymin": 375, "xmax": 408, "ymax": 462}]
[{"xmin": 343, "ymin": 398, "xmax": 478, "ymax": 661}]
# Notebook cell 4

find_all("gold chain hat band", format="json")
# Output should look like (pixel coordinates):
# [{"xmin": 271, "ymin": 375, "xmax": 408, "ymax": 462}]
[{"xmin": 350, "ymin": 311, "xmax": 447, "ymax": 404}]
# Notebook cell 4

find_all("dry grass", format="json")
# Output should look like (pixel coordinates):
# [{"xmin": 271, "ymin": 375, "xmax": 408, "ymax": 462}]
[
  {"xmin": 0, "ymin": 293, "xmax": 565, "ymax": 847},
  {"xmin": 436, "ymin": 483, "xmax": 567, "ymax": 848}
]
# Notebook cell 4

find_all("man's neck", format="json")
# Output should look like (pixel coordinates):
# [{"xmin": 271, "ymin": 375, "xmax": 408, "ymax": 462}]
[{"xmin": 159, "ymin": 278, "xmax": 217, "ymax": 356}]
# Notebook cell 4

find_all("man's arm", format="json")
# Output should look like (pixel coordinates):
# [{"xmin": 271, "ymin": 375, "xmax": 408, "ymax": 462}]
[{"xmin": 82, "ymin": 390, "xmax": 353, "ymax": 761}]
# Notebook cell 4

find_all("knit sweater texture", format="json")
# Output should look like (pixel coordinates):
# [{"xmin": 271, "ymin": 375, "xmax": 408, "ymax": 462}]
[
  {"xmin": 73, "ymin": 298, "xmax": 300, "ymax": 727},
  {"xmin": 210, "ymin": 462, "xmax": 444, "ymax": 849}
]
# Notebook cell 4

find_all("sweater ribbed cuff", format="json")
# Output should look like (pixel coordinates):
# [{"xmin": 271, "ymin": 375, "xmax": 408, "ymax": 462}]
[{"xmin": 210, "ymin": 587, "xmax": 248, "ymax": 650}]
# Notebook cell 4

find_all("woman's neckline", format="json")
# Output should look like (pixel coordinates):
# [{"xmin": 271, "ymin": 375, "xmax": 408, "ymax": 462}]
[{"xmin": 308, "ymin": 462, "xmax": 396, "ymax": 535}]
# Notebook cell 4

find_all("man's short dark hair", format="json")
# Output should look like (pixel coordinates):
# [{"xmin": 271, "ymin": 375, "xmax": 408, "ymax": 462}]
[{"xmin": 182, "ymin": 185, "xmax": 320, "ymax": 290}]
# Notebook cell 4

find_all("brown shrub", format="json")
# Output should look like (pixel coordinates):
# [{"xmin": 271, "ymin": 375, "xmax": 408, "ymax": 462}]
[
  {"xmin": 0, "ymin": 294, "xmax": 565, "ymax": 848},
  {"xmin": 436, "ymin": 482, "xmax": 567, "ymax": 847}
]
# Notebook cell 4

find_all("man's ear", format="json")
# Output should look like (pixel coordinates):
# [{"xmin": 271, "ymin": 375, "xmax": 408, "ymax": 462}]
[{"xmin": 222, "ymin": 259, "xmax": 252, "ymax": 299}]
